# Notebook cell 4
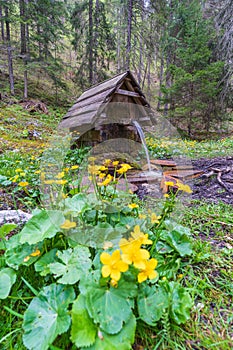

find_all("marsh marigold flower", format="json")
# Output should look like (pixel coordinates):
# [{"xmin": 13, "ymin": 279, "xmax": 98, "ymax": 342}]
[
  {"xmin": 112, "ymin": 160, "xmax": 119, "ymax": 167},
  {"xmin": 100, "ymin": 250, "xmax": 128, "ymax": 281},
  {"xmin": 60, "ymin": 219, "xmax": 77, "ymax": 229},
  {"xmin": 71, "ymin": 165, "xmax": 79, "ymax": 170},
  {"xmin": 18, "ymin": 181, "xmax": 29, "ymax": 187},
  {"xmin": 128, "ymin": 203, "xmax": 139, "ymax": 209},
  {"xmin": 98, "ymin": 174, "xmax": 113, "ymax": 186},
  {"xmin": 130, "ymin": 225, "xmax": 152, "ymax": 245},
  {"xmin": 151, "ymin": 213, "xmax": 161, "ymax": 224},
  {"xmin": 117, "ymin": 163, "xmax": 132, "ymax": 174},
  {"xmin": 137, "ymin": 258, "xmax": 158, "ymax": 283},
  {"xmin": 176, "ymin": 181, "xmax": 192, "ymax": 193},
  {"xmin": 119, "ymin": 239, "xmax": 149, "ymax": 269}
]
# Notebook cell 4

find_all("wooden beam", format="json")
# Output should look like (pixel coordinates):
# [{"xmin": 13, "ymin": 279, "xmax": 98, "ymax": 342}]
[{"xmin": 115, "ymin": 89, "xmax": 141, "ymax": 98}]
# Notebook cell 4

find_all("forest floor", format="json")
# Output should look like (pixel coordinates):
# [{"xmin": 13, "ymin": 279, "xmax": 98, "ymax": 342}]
[{"xmin": 192, "ymin": 156, "xmax": 233, "ymax": 205}]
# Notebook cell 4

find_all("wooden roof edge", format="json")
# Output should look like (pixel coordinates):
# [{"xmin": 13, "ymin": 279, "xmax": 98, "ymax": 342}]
[{"xmin": 75, "ymin": 71, "xmax": 128, "ymax": 104}]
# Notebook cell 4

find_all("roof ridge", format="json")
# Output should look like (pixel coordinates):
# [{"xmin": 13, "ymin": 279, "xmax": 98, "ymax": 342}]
[{"xmin": 81, "ymin": 71, "xmax": 129, "ymax": 93}]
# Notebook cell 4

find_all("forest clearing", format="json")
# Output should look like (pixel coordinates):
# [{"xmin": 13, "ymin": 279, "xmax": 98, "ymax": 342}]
[{"xmin": 0, "ymin": 0, "xmax": 233, "ymax": 349}]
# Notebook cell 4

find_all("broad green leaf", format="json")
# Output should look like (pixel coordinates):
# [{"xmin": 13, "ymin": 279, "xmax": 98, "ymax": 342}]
[
  {"xmin": 63, "ymin": 194, "xmax": 88, "ymax": 216},
  {"xmin": 0, "ymin": 223, "xmax": 17, "ymax": 238},
  {"xmin": 34, "ymin": 249, "xmax": 58, "ymax": 276},
  {"xmin": 137, "ymin": 285, "xmax": 168, "ymax": 326},
  {"xmin": 156, "ymin": 241, "xmax": 174, "ymax": 254},
  {"xmin": 78, "ymin": 270, "xmax": 100, "ymax": 295},
  {"xmin": 23, "ymin": 284, "xmax": 75, "ymax": 350},
  {"xmin": 49, "ymin": 246, "xmax": 92, "ymax": 284},
  {"xmin": 86, "ymin": 287, "xmax": 132, "ymax": 334},
  {"xmin": 20, "ymin": 210, "xmax": 65, "ymax": 245},
  {"xmin": 165, "ymin": 220, "xmax": 191, "ymax": 236},
  {"xmin": 71, "ymin": 294, "xmax": 96, "ymax": 347},
  {"xmin": 81, "ymin": 314, "xmax": 136, "ymax": 350},
  {"xmin": 160, "ymin": 229, "xmax": 193, "ymax": 257},
  {"xmin": 0, "ymin": 268, "xmax": 16, "ymax": 299},
  {"xmin": 168, "ymin": 282, "xmax": 193, "ymax": 324},
  {"xmin": 5, "ymin": 242, "xmax": 43, "ymax": 270}
]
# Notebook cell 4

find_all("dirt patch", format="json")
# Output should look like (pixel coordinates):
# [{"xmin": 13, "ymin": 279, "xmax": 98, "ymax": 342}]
[{"xmin": 191, "ymin": 156, "xmax": 233, "ymax": 205}]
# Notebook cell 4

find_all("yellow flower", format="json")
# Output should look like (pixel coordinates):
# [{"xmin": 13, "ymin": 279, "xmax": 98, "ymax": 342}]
[
  {"xmin": 119, "ymin": 239, "xmax": 149, "ymax": 269},
  {"xmin": 63, "ymin": 167, "xmax": 70, "ymax": 172},
  {"xmin": 99, "ymin": 166, "xmax": 108, "ymax": 171},
  {"xmin": 71, "ymin": 165, "xmax": 79, "ymax": 170},
  {"xmin": 137, "ymin": 258, "xmax": 158, "ymax": 283},
  {"xmin": 139, "ymin": 213, "xmax": 146, "ymax": 219},
  {"xmin": 20, "ymin": 172, "xmax": 26, "ymax": 176},
  {"xmin": 151, "ymin": 213, "xmax": 161, "ymax": 224},
  {"xmin": 104, "ymin": 159, "xmax": 111, "ymax": 166},
  {"xmin": 112, "ymin": 161, "xmax": 119, "ymax": 167},
  {"xmin": 97, "ymin": 174, "xmax": 113, "ymax": 186},
  {"xmin": 165, "ymin": 181, "xmax": 174, "ymax": 186},
  {"xmin": 15, "ymin": 168, "xmax": 23, "ymax": 173},
  {"xmin": 54, "ymin": 179, "xmax": 68, "ymax": 185},
  {"xmin": 176, "ymin": 182, "xmax": 192, "ymax": 194},
  {"xmin": 130, "ymin": 225, "xmax": 152, "ymax": 245},
  {"xmin": 88, "ymin": 164, "xmax": 100, "ymax": 175},
  {"xmin": 60, "ymin": 219, "xmax": 77, "ymax": 229},
  {"xmin": 99, "ymin": 172, "xmax": 106, "ymax": 179},
  {"xmin": 44, "ymin": 179, "xmax": 55, "ymax": 185},
  {"xmin": 62, "ymin": 193, "xmax": 68, "ymax": 199},
  {"xmin": 30, "ymin": 249, "xmax": 41, "ymax": 257},
  {"xmin": 34, "ymin": 170, "xmax": 41, "ymax": 174},
  {"xmin": 40, "ymin": 172, "xmax": 45, "ymax": 181},
  {"xmin": 56, "ymin": 171, "xmax": 65, "ymax": 179},
  {"xmin": 10, "ymin": 175, "xmax": 19, "ymax": 182},
  {"xmin": 164, "ymin": 193, "xmax": 170, "ymax": 198},
  {"xmin": 128, "ymin": 203, "xmax": 139, "ymax": 209},
  {"xmin": 177, "ymin": 274, "xmax": 183, "ymax": 279},
  {"xmin": 117, "ymin": 163, "xmax": 132, "ymax": 174},
  {"xmin": 18, "ymin": 181, "xmax": 29, "ymax": 187},
  {"xmin": 100, "ymin": 250, "xmax": 128, "ymax": 281}
]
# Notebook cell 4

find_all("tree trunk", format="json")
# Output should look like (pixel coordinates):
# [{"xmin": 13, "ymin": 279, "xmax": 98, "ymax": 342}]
[
  {"xmin": 0, "ymin": 6, "xmax": 5, "ymax": 41},
  {"xmin": 93, "ymin": 0, "xmax": 99, "ymax": 84},
  {"xmin": 88, "ymin": 0, "xmax": 93, "ymax": 85},
  {"xmin": 157, "ymin": 53, "xmax": 164, "ymax": 111},
  {"xmin": 126, "ymin": 0, "xmax": 133, "ymax": 70},
  {"xmin": 5, "ymin": 5, "xmax": 14, "ymax": 95},
  {"xmin": 20, "ymin": 0, "xmax": 28, "ymax": 99}
]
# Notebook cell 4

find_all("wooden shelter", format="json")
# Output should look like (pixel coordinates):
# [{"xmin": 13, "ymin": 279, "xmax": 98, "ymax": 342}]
[{"xmin": 59, "ymin": 70, "xmax": 153, "ymax": 146}]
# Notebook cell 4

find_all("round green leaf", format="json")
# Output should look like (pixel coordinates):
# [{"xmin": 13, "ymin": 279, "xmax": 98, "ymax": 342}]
[
  {"xmin": 71, "ymin": 294, "xmax": 97, "ymax": 348},
  {"xmin": 81, "ymin": 314, "xmax": 136, "ymax": 350},
  {"xmin": 20, "ymin": 210, "xmax": 65, "ymax": 245},
  {"xmin": 137, "ymin": 285, "xmax": 169, "ymax": 326},
  {"xmin": 0, "ymin": 268, "xmax": 16, "ymax": 299},
  {"xmin": 86, "ymin": 287, "xmax": 133, "ymax": 334},
  {"xmin": 23, "ymin": 284, "xmax": 75, "ymax": 350}
]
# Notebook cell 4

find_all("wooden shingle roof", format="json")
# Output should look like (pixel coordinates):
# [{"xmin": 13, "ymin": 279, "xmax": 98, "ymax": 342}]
[{"xmin": 59, "ymin": 70, "xmax": 151, "ymax": 132}]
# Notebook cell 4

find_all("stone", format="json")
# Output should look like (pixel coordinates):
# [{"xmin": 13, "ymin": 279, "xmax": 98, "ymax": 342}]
[{"xmin": 0, "ymin": 210, "xmax": 32, "ymax": 226}]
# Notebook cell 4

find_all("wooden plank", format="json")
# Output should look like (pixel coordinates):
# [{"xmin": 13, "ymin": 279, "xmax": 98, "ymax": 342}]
[
  {"xmin": 67, "ymin": 90, "xmax": 111, "ymax": 113},
  {"xmin": 66, "ymin": 102, "xmax": 103, "ymax": 119},
  {"xmin": 76, "ymin": 72, "xmax": 127, "ymax": 103},
  {"xmin": 115, "ymin": 89, "xmax": 141, "ymax": 98}
]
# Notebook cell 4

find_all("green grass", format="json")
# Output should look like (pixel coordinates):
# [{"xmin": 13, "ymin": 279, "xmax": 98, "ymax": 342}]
[{"xmin": 147, "ymin": 136, "xmax": 233, "ymax": 159}]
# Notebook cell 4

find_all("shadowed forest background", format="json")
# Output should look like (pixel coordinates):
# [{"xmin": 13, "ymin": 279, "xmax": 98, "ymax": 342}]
[{"xmin": 0, "ymin": 0, "xmax": 232, "ymax": 138}]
